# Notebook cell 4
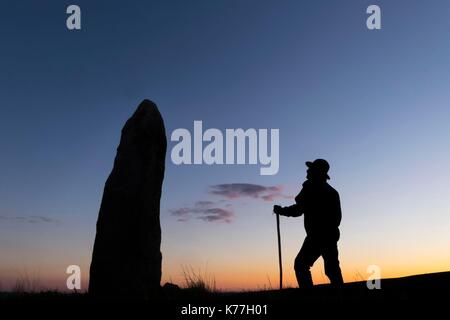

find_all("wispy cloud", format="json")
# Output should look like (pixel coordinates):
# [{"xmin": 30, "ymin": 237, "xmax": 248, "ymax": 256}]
[
  {"xmin": 208, "ymin": 183, "xmax": 286, "ymax": 201},
  {"xmin": 0, "ymin": 215, "xmax": 60, "ymax": 224},
  {"xmin": 170, "ymin": 201, "xmax": 234, "ymax": 223},
  {"xmin": 197, "ymin": 208, "xmax": 234, "ymax": 223},
  {"xmin": 170, "ymin": 183, "xmax": 292, "ymax": 224}
]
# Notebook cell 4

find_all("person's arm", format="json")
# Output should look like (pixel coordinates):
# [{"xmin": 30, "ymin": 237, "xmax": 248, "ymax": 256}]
[
  {"xmin": 273, "ymin": 182, "xmax": 306, "ymax": 217},
  {"xmin": 281, "ymin": 204, "xmax": 303, "ymax": 217},
  {"xmin": 273, "ymin": 188, "xmax": 305, "ymax": 217}
]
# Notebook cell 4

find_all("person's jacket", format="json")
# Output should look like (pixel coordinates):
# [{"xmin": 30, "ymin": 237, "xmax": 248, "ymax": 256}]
[{"xmin": 281, "ymin": 180, "xmax": 341, "ymax": 240}]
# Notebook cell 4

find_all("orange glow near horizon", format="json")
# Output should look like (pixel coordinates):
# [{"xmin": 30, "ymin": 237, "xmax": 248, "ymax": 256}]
[
  {"xmin": 1, "ymin": 226, "xmax": 449, "ymax": 292},
  {"xmin": 160, "ymin": 257, "xmax": 450, "ymax": 291},
  {"xmin": 0, "ymin": 258, "xmax": 449, "ymax": 292}
]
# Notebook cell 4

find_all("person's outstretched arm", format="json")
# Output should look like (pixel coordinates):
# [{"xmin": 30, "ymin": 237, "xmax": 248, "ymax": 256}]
[
  {"xmin": 273, "ymin": 203, "xmax": 303, "ymax": 217},
  {"xmin": 273, "ymin": 184, "xmax": 306, "ymax": 217}
]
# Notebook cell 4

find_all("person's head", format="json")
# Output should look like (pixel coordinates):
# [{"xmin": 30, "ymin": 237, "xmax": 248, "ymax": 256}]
[{"xmin": 306, "ymin": 159, "xmax": 330, "ymax": 182}]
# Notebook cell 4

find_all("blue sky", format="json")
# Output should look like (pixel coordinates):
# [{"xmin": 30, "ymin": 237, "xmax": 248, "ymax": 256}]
[{"xmin": 1, "ymin": 1, "xmax": 450, "ymax": 290}]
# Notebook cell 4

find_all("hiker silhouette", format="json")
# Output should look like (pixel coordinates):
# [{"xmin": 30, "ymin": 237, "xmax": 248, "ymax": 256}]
[{"xmin": 274, "ymin": 159, "xmax": 344, "ymax": 288}]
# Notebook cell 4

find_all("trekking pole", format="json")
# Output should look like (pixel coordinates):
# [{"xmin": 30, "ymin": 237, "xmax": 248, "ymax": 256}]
[{"xmin": 275, "ymin": 211, "xmax": 283, "ymax": 290}]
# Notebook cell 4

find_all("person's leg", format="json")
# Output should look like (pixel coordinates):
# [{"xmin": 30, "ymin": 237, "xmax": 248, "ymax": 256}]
[
  {"xmin": 294, "ymin": 236, "xmax": 321, "ymax": 288},
  {"xmin": 322, "ymin": 240, "xmax": 344, "ymax": 286}
]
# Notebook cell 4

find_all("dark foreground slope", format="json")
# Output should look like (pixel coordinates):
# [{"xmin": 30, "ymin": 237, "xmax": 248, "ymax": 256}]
[{"xmin": 1, "ymin": 271, "xmax": 449, "ymax": 317}]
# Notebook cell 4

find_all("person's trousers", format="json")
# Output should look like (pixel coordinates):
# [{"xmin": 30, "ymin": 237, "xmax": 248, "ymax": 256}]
[{"xmin": 294, "ymin": 235, "xmax": 344, "ymax": 288}]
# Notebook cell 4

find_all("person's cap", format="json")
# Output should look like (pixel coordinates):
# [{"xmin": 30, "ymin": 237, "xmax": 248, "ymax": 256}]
[{"xmin": 306, "ymin": 159, "xmax": 330, "ymax": 179}]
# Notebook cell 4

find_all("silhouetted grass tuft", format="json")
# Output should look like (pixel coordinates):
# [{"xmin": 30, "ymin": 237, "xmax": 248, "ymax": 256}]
[
  {"xmin": 12, "ymin": 271, "xmax": 43, "ymax": 293},
  {"xmin": 181, "ymin": 265, "xmax": 217, "ymax": 294}
]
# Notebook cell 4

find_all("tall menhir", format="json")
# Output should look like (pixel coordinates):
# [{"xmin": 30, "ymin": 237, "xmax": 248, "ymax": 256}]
[{"xmin": 89, "ymin": 100, "xmax": 167, "ymax": 298}]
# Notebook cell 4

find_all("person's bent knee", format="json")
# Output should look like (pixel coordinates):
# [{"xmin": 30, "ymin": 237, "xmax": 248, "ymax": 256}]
[{"xmin": 294, "ymin": 257, "xmax": 310, "ymax": 273}]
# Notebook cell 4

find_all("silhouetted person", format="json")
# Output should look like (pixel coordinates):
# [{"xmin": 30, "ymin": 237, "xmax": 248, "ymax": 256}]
[{"xmin": 274, "ymin": 159, "xmax": 344, "ymax": 288}]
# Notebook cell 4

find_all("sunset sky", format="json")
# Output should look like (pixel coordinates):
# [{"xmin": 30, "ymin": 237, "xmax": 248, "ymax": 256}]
[{"xmin": 1, "ymin": 0, "xmax": 450, "ymax": 291}]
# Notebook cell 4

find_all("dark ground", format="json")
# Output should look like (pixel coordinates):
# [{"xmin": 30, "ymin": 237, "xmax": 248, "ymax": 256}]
[{"xmin": 1, "ymin": 271, "xmax": 449, "ymax": 318}]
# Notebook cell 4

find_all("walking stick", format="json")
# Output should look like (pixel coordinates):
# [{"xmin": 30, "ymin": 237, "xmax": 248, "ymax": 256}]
[{"xmin": 275, "ymin": 211, "xmax": 283, "ymax": 290}]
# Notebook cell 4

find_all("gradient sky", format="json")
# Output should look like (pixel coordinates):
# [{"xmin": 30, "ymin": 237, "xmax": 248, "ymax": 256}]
[{"xmin": 1, "ymin": 0, "xmax": 450, "ymax": 291}]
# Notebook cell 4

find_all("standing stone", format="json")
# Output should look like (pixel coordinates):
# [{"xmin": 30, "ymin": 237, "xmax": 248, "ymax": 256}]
[{"xmin": 89, "ymin": 100, "xmax": 166, "ymax": 298}]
